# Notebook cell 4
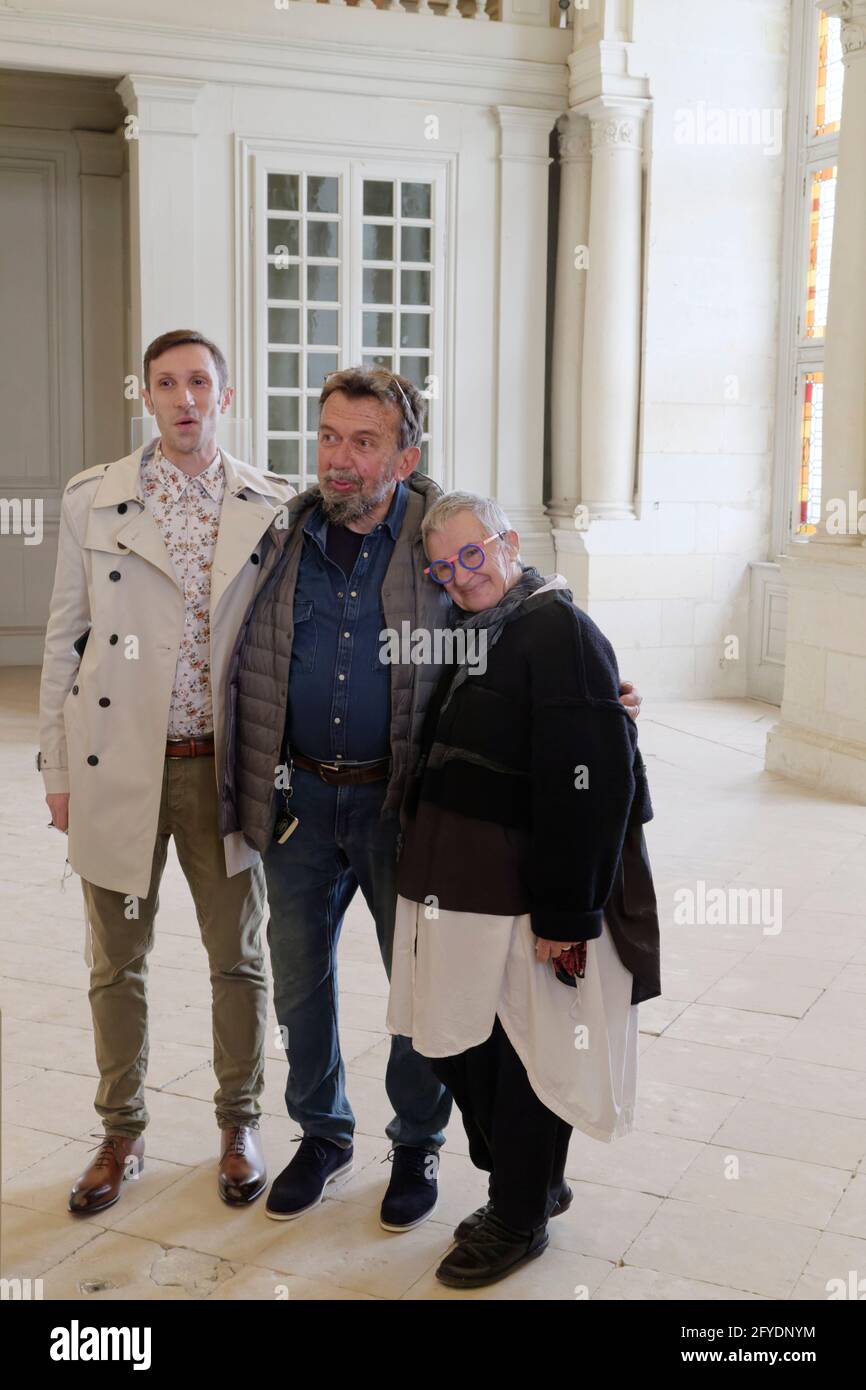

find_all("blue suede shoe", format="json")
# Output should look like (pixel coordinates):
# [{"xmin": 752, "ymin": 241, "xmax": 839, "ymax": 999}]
[
  {"xmin": 379, "ymin": 1145, "xmax": 439, "ymax": 1232},
  {"xmin": 265, "ymin": 1137, "xmax": 353, "ymax": 1220}
]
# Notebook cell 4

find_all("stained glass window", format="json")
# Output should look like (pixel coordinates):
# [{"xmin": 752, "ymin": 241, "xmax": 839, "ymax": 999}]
[
  {"xmin": 814, "ymin": 10, "xmax": 845, "ymax": 137},
  {"xmin": 782, "ymin": 7, "xmax": 845, "ymax": 544},
  {"xmin": 797, "ymin": 371, "xmax": 824, "ymax": 535},
  {"xmin": 804, "ymin": 165, "xmax": 836, "ymax": 339}
]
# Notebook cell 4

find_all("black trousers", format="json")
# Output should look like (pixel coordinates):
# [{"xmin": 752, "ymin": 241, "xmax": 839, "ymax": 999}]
[{"xmin": 431, "ymin": 1015, "xmax": 573, "ymax": 1233}]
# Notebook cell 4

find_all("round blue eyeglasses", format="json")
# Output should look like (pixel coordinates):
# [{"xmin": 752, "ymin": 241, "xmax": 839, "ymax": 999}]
[{"xmin": 424, "ymin": 532, "xmax": 506, "ymax": 586}]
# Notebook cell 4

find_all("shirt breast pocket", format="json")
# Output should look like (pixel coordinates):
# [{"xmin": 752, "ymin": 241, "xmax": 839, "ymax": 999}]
[{"xmin": 291, "ymin": 600, "xmax": 318, "ymax": 673}]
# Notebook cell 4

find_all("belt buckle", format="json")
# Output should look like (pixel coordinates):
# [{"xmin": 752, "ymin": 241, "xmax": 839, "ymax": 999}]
[{"xmin": 318, "ymin": 761, "xmax": 342, "ymax": 777}]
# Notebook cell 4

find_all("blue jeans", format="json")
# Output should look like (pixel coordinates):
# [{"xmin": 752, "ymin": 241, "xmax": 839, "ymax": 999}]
[{"xmin": 263, "ymin": 765, "xmax": 452, "ymax": 1149}]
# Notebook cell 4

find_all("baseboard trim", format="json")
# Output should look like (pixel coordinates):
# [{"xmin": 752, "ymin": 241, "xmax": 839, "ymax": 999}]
[{"xmin": 765, "ymin": 720, "xmax": 866, "ymax": 804}]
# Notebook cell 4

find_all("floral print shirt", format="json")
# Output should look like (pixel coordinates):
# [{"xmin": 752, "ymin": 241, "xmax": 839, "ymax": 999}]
[{"xmin": 139, "ymin": 441, "xmax": 225, "ymax": 738}]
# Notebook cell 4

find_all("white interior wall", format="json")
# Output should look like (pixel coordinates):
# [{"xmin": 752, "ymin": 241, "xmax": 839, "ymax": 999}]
[
  {"xmin": 565, "ymin": 0, "xmax": 789, "ymax": 698},
  {"xmin": 0, "ymin": 2, "xmax": 569, "ymax": 664},
  {"xmin": 0, "ymin": 0, "xmax": 793, "ymax": 697}
]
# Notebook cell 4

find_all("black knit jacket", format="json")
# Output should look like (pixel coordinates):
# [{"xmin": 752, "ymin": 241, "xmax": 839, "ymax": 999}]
[{"xmin": 398, "ymin": 587, "xmax": 653, "ymax": 943}]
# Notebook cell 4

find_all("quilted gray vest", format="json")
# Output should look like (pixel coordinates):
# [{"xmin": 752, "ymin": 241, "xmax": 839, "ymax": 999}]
[{"xmin": 219, "ymin": 472, "xmax": 452, "ymax": 853}]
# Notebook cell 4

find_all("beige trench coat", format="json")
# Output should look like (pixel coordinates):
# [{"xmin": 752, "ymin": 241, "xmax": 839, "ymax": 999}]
[{"xmin": 38, "ymin": 442, "xmax": 295, "ymax": 899}]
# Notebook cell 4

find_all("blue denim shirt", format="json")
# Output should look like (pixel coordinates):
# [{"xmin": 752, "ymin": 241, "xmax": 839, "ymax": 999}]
[{"xmin": 286, "ymin": 482, "xmax": 408, "ymax": 763}]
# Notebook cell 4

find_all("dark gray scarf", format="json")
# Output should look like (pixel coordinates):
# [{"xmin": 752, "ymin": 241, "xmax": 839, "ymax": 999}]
[{"xmin": 440, "ymin": 565, "xmax": 563, "ymax": 712}]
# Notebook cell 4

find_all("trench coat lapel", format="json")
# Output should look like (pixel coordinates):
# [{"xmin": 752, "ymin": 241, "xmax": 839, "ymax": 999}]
[
  {"xmin": 113, "ymin": 511, "xmax": 181, "ymax": 590},
  {"xmin": 209, "ymin": 451, "xmax": 281, "ymax": 620},
  {"xmin": 83, "ymin": 441, "xmax": 283, "ymax": 614},
  {"xmin": 84, "ymin": 447, "xmax": 180, "ymax": 591}
]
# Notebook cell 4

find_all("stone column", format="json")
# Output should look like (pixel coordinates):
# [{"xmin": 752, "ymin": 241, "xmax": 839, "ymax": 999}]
[
  {"xmin": 578, "ymin": 97, "xmax": 648, "ymax": 520},
  {"xmin": 493, "ymin": 105, "xmax": 556, "ymax": 571},
  {"xmin": 548, "ymin": 110, "xmax": 592, "ymax": 527},
  {"xmin": 116, "ymin": 76, "xmax": 204, "ymax": 373}
]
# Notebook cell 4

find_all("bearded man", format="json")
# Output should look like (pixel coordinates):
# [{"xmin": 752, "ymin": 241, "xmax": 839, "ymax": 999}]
[{"xmin": 219, "ymin": 367, "xmax": 642, "ymax": 1232}]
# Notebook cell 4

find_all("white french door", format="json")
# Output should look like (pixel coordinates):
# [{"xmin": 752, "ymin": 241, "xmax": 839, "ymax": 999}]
[{"xmin": 251, "ymin": 149, "xmax": 446, "ymax": 490}]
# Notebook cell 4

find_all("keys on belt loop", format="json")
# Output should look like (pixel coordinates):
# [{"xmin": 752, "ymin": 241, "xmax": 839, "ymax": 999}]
[{"xmin": 274, "ymin": 755, "xmax": 299, "ymax": 844}]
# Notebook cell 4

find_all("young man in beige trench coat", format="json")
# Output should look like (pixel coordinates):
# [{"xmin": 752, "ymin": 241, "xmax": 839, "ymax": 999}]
[{"xmin": 37, "ymin": 328, "xmax": 294, "ymax": 1215}]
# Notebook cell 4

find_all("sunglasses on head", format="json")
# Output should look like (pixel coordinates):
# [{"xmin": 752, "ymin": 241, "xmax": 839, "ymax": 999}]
[{"xmin": 323, "ymin": 369, "xmax": 419, "ymax": 442}]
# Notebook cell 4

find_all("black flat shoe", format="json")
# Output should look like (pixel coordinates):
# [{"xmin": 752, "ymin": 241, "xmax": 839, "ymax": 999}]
[
  {"xmin": 453, "ymin": 1183, "xmax": 573, "ymax": 1242},
  {"xmin": 436, "ymin": 1211, "xmax": 549, "ymax": 1289}
]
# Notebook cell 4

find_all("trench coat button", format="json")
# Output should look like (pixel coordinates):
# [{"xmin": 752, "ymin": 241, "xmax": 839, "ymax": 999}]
[
  {"xmin": 87, "ymin": 755, "xmax": 99, "ymax": 766},
  {"xmin": 109, "ymin": 570, "xmax": 121, "ymax": 581},
  {"xmin": 250, "ymin": 553, "xmax": 259, "ymax": 564},
  {"xmin": 72, "ymin": 685, "xmax": 79, "ymax": 695},
  {"xmin": 98, "ymin": 698, "xmax": 110, "ymax": 707},
  {"xmin": 117, "ymin": 503, "xmax": 127, "ymax": 514},
  {"xmin": 109, "ymin": 634, "xmax": 119, "ymax": 645}
]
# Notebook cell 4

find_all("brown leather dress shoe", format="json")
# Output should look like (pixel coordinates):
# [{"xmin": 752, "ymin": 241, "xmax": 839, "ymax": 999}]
[
  {"xmin": 69, "ymin": 1135, "xmax": 145, "ymax": 1215},
  {"xmin": 218, "ymin": 1125, "xmax": 267, "ymax": 1205}
]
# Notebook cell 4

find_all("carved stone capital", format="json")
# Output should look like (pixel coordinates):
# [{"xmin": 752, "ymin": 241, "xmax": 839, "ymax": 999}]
[
  {"xmin": 827, "ymin": 1, "xmax": 866, "ymax": 56},
  {"xmin": 556, "ymin": 111, "xmax": 592, "ymax": 163},
  {"xmin": 589, "ymin": 115, "xmax": 641, "ymax": 153},
  {"xmin": 841, "ymin": 0, "xmax": 866, "ymax": 56}
]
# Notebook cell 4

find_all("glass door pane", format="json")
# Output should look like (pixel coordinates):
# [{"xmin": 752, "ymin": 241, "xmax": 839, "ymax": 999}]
[
  {"xmin": 265, "ymin": 170, "xmax": 343, "ymax": 486},
  {"xmin": 797, "ymin": 370, "xmax": 824, "ymax": 535},
  {"xmin": 814, "ymin": 10, "xmax": 844, "ymax": 138},
  {"xmin": 804, "ymin": 165, "xmax": 836, "ymax": 340},
  {"xmin": 361, "ymin": 175, "xmax": 435, "ymax": 473}
]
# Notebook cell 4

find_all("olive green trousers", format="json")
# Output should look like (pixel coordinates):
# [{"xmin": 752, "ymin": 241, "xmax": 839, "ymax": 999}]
[{"xmin": 81, "ymin": 754, "xmax": 268, "ymax": 1138}]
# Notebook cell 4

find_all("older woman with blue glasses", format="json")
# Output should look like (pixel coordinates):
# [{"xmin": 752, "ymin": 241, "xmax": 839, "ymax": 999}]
[{"xmin": 387, "ymin": 491, "xmax": 660, "ymax": 1290}]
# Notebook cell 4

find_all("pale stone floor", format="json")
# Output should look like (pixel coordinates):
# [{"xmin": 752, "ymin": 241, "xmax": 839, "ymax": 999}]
[{"xmin": 2, "ymin": 666, "xmax": 866, "ymax": 1302}]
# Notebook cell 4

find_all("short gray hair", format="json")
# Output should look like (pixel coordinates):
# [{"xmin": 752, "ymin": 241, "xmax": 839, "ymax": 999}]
[{"xmin": 421, "ymin": 491, "xmax": 515, "ymax": 550}]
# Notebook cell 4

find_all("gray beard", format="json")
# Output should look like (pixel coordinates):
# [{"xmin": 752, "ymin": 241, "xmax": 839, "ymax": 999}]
[{"xmin": 320, "ymin": 470, "xmax": 395, "ymax": 527}]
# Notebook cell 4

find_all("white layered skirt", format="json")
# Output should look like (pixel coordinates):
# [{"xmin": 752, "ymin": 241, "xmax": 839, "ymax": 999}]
[{"xmin": 387, "ymin": 894, "xmax": 639, "ymax": 1143}]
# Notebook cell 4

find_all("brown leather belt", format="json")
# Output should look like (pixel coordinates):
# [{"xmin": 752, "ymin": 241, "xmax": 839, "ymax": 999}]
[
  {"xmin": 291, "ymin": 751, "xmax": 390, "ymax": 785},
  {"xmin": 166, "ymin": 733, "xmax": 215, "ymax": 759}
]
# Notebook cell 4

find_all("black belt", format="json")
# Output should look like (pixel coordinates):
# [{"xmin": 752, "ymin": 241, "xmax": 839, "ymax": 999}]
[{"xmin": 291, "ymin": 752, "xmax": 389, "ymax": 786}]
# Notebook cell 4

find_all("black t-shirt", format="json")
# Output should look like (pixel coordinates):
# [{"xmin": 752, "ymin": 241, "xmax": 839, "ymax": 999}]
[{"xmin": 325, "ymin": 523, "xmax": 366, "ymax": 578}]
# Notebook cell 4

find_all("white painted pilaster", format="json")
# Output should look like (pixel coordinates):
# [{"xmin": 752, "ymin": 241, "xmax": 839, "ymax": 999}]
[
  {"xmin": 74, "ymin": 131, "xmax": 126, "ymax": 467},
  {"xmin": 549, "ymin": 1, "xmax": 652, "ymax": 614},
  {"xmin": 578, "ymin": 97, "xmax": 648, "ymax": 520},
  {"xmin": 493, "ymin": 105, "xmax": 556, "ymax": 570},
  {"xmin": 116, "ymin": 75, "xmax": 205, "ymax": 373},
  {"xmin": 548, "ymin": 109, "xmax": 592, "ymax": 527}
]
